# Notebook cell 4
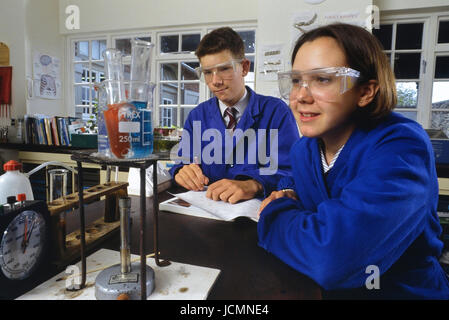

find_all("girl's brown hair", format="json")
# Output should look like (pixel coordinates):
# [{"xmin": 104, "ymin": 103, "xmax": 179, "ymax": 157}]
[{"xmin": 291, "ymin": 23, "xmax": 397, "ymax": 124}]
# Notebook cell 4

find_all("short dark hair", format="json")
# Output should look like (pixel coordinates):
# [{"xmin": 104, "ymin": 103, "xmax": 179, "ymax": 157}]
[
  {"xmin": 195, "ymin": 27, "xmax": 245, "ymax": 59},
  {"xmin": 291, "ymin": 23, "xmax": 397, "ymax": 123}
]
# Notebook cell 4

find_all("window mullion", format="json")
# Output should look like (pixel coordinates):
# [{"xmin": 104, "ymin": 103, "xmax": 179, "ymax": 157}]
[{"xmin": 418, "ymin": 17, "xmax": 436, "ymax": 128}]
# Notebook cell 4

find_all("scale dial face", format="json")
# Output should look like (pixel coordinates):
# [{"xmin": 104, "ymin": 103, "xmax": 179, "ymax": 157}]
[{"xmin": 0, "ymin": 210, "xmax": 46, "ymax": 280}]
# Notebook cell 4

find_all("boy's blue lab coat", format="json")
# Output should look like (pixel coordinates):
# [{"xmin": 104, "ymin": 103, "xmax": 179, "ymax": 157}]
[
  {"xmin": 169, "ymin": 86, "xmax": 299, "ymax": 197},
  {"xmin": 258, "ymin": 112, "xmax": 449, "ymax": 299}
]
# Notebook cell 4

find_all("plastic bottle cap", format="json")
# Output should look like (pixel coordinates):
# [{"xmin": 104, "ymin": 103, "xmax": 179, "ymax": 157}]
[
  {"xmin": 17, "ymin": 193, "xmax": 26, "ymax": 201},
  {"xmin": 7, "ymin": 196, "xmax": 16, "ymax": 204},
  {"xmin": 3, "ymin": 160, "xmax": 22, "ymax": 171}
]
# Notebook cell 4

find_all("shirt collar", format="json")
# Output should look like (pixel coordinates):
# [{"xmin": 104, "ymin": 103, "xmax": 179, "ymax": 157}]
[{"xmin": 218, "ymin": 87, "xmax": 249, "ymax": 119}]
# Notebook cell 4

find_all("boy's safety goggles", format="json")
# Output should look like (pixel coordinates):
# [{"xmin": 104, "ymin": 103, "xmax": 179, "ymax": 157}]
[
  {"xmin": 277, "ymin": 67, "xmax": 361, "ymax": 100},
  {"xmin": 195, "ymin": 59, "xmax": 243, "ymax": 83}
]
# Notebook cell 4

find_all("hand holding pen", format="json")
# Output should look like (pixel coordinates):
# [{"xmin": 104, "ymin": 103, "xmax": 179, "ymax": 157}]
[{"xmin": 174, "ymin": 156, "xmax": 209, "ymax": 191}]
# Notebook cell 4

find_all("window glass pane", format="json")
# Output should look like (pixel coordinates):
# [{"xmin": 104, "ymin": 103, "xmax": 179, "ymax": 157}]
[
  {"xmin": 246, "ymin": 56, "xmax": 255, "ymax": 83},
  {"xmin": 432, "ymin": 81, "xmax": 449, "ymax": 107},
  {"xmin": 394, "ymin": 53, "xmax": 421, "ymax": 79},
  {"xmin": 159, "ymin": 106, "xmax": 177, "ymax": 127},
  {"xmin": 74, "ymin": 63, "xmax": 90, "ymax": 83},
  {"xmin": 396, "ymin": 82, "xmax": 418, "ymax": 108},
  {"xmin": 161, "ymin": 63, "xmax": 178, "ymax": 80},
  {"xmin": 435, "ymin": 56, "xmax": 449, "ymax": 79},
  {"xmin": 161, "ymin": 35, "xmax": 179, "ymax": 53},
  {"xmin": 75, "ymin": 106, "xmax": 84, "ymax": 119},
  {"xmin": 432, "ymin": 111, "xmax": 449, "ymax": 138},
  {"xmin": 160, "ymin": 83, "xmax": 178, "ymax": 104},
  {"xmin": 115, "ymin": 38, "xmax": 132, "ymax": 56},
  {"xmin": 181, "ymin": 62, "xmax": 199, "ymax": 80},
  {"xmin": 372, "ymin": 24, "xmax": 392, "ymax": 50},
  {"xmin": 74, "ymin": 41, "xmax": 89, "ymax": 61},
  {"xmin": 180, "ymin": 107, "xmax": 194, "ymax": 126},
  {"xmin": 238, "ymin": 30, "xmax": 256, "ymax": 53},
  {"xmin": 115, "ymin": 37, "xmax": 152, "ymax": 56},
  {"xmin": 181, "ymin": 83, "xmax": 199, "ymax": 105},
  {"xmin": 92, "ymin": 60, "xmax": 105, "ymax": 82},
  {"xmin": 74, "ymin": 85, "xmax": 91, "ymax": 105},
  {"xmin": 438, "ymin": 20, "xmax": 449, "ymax": 44},
  {"xmin": 181, "ymin": 34, "xmax": 200, "ymax": 52},
  {"xmin": 92, "ymin": 40, "xmax": 106, "ymax": 60},
  {"xmin": 395, "ymin": 23, "xmax": 423, "ymax": 49}
]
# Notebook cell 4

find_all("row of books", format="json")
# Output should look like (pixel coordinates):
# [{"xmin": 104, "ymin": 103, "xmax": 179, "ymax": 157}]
[{"xmin": 23, "ymin": 114, "xmax": 83, "ymax": 146}]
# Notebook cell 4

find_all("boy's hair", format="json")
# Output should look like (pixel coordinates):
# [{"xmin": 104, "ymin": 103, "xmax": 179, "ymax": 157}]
[
  {"xmin": 195, "ymin": 27, "xmax": 245, "ymax": 60},
  {"xmin": 291, "ymin": 23, "xmax": 397, "ymax": 124}
]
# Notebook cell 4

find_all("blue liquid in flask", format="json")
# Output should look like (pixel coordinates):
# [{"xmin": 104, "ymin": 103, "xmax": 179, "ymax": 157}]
[{"xmin": 130, "ymin": 101, "xmax": 153, "ymax": 158}]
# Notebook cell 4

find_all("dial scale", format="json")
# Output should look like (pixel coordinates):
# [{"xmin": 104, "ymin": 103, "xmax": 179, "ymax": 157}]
[{"xmin": 0, "ymin": 200, "xmax": 51, "ymax": 299}]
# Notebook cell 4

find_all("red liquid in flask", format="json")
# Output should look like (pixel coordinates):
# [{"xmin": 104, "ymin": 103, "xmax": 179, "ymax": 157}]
[{"xmin": 104, "ymin": 102, "xmax": 132, "ymax": 158}]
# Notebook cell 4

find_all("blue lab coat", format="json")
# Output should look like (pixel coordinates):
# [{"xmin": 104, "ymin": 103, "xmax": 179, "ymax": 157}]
[
  {"xmin": 169, "ymin": 86, "xmax": 299, "ymax": 197},
  {"xmin": 258, "ymin": 112, "xmax": 449, "ymax": 299}
]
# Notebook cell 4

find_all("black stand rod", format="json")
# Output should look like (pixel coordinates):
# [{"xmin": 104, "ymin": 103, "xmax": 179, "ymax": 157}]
[
  {"xmin": 76, "ymin": 161, "xmax": 86, "ymax": 289},
  {"xmin": 140, "ymin": 163, "xmax": 146, "ymax": 300}
]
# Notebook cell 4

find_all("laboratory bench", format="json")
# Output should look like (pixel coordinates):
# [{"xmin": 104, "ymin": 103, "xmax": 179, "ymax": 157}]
[{"xmin": 1, "ymin": 185, "xmax": 322, "ymax": 300}]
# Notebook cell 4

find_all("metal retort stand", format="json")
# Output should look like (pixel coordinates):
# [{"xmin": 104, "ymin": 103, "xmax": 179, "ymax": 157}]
[{"xmin": 70, "ymin": 150, "xmax": 171, "ymax": 300}]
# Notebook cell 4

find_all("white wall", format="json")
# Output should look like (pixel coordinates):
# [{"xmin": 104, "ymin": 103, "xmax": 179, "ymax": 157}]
[
  {"xmin": 25, "ymin": 0, "xmax": 66, "ymax": 116},
  {"xmin": 0, "ymin": 0, "xmax": 65, "ymax": 118},
  {"xmin": 0, "ymin": 0, "xmax": 27, "ymax": 119},
  {"xmin": 58, "ymin": 0, "xmax": 258, "ymax": 34},
  {"xmin": 2, "ymin": 0, "xmax": 448, "ymax": 120}
]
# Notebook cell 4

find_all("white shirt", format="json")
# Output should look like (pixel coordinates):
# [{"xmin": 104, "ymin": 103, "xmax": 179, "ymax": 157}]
[
  {"xmin": 320, "ymin": 142, "xmax": 345, "ymax": 174},
  {"xmin": 218, "ymin": 88, "xmax": 249, "ymax": 127}
]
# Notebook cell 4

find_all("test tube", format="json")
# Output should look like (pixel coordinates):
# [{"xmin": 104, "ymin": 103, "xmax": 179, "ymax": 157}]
[{"xmin": 119, "ymin": 197, "xmax": 132, "ymax": 274}]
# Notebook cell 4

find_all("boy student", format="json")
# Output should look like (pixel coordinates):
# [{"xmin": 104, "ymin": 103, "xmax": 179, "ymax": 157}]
[
  {"xmin": 169, "ymin": 27, "xmax": 298, "ymax": 204},
  {"xmin": 257, "ymin": 23, "xmax": 449, "ymax": 299}
]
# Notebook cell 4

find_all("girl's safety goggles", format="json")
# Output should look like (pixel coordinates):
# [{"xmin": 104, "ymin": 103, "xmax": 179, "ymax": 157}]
[{"xmin": 277, "ymin": 67, "xmax": 361, "ymax": 101}]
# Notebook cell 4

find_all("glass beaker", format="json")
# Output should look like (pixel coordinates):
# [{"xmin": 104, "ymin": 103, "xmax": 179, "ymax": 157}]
[
  {"xmin": 48, "ymin": 168, "xmax": 68, "ymax": 203},
  {"xmin": 48, "ymin": 168, "xmax": 69, "ymax": 253},
  {"xmin": 128, "ymin": 39, "xmax": 155, "ymax": 158}
]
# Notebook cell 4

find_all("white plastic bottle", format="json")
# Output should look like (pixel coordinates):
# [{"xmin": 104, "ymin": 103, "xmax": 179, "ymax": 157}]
[{"xmin": 0, "ymin": 160, "xmax": 34, "ymax": 205}]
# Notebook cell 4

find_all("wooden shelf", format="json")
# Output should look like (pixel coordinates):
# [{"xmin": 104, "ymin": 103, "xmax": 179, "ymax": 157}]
[{"xmin": 0, "ymin": 142, "xmax": 94, "ymax": 154}]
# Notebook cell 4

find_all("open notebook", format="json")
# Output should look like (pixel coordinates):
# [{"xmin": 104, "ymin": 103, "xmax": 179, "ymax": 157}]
[{"xmin": 159, "ymin": 190, "xmax": 262, "ymax": 222}]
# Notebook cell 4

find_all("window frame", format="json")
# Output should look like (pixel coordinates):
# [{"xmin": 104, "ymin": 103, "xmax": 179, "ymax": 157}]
[
  {"xmin": 378, "ymin": 10, "xmax": 449, "ymax": 130},
  {"xmin": 65, "ymin": 24, "xmax": 257, "ymax": 129}
]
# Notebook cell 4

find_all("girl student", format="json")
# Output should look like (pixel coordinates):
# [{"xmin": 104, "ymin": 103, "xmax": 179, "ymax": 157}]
[{"xmin": 257, "ymin": 23, "xmax": 449, "ymax": 299}]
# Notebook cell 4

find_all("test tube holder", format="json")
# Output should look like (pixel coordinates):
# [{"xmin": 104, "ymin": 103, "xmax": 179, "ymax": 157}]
[{"xmin": 46, "ymin": 181, "xmax": 129, "ymax": 268}]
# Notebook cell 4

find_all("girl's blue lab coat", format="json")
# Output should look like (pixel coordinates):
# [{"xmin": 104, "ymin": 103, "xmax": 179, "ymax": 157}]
[{"xmin": 258, "ymin": 112, "xmax": 449, "ymax": 299}]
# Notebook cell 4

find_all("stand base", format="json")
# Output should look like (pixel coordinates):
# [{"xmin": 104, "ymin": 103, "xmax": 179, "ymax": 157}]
[{"xmin": 95, "ymin": 262, "xmax": 155, "ymax": 300}]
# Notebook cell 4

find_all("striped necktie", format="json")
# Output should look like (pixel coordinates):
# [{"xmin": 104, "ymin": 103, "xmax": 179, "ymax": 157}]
[{"xmin": 224, "ymin": 107, "xmax": 237, "ymax": 130}]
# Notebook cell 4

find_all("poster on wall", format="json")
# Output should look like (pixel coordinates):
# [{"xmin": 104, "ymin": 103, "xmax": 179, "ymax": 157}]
[
  {"xmin": 291, "ymin": 10, "xmax": 366, "ymax": 44},
  {"xmin": 257, "ymin": 44, "xmax": 285, "ymax": 81},
  {"xmin": 33, "ymin": 51, "xmax": 61, "ymax": 100}
]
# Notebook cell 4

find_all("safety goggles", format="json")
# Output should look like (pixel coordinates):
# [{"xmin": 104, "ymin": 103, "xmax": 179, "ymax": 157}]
[
  {"xmin": 277, "ymin": 67, "xmax": 360, "ymax": 101},
  {"xmin": 195, "ymin": 59, "xmax": 243, "ymax": 83}
]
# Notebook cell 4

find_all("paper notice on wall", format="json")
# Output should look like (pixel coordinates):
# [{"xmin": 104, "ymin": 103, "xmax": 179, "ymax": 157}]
[
  {"xmin": 323, "ymin": 11, "xmax": 364, "ymax": 28},
  {"xmin": 33, "ymin": 51, "xmax": 61, "ymax": 100},
  {"xmin": 291, "ymin": 10, "xmax": 367, "ymax": 45},
  {"xmin": 258, "ymin": 44, "xmax": 284, "ymax": 81}
]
